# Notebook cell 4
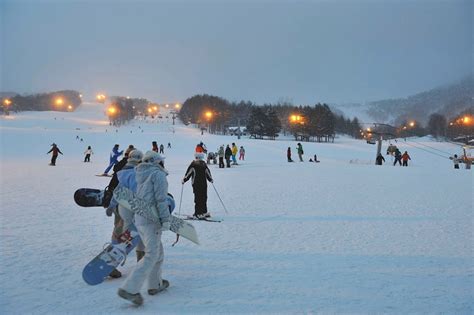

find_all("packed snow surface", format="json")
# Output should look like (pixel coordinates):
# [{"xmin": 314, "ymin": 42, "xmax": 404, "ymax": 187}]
[{"xmin": 0, "ymin": 102, "xmax": 472, "ymax": 314}]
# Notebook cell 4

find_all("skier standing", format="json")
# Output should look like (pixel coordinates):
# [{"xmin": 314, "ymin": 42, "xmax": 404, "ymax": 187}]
[
  {"xmin": 239, "ymin": 146, "xmax": 245, "ymax": 160},
  {"xmin": 84, "ymin": 146, "xmax": 93, "ymax": 162},
  {"xmin": 231, "ymin": 143, "xmax": 238, "ymax": 165},
  {"xmin": 152, "ymin": 141, "xmax": 159, "ymax": 153},
  {"xmin": 182, "ymin": 152, "xmax": 214, "ymax": 218},
  {"xmin": 401, "ymin": 151, "xmax": 411, "ymax": 167},
  {"xmin": 47, "ymin": 143, "xmax": 63, "ymax": 166},
  {"xmin": 102, "ymin": 144, "xmax": 123, "ymax": 176},
  {"xmin": 450, "ymin": 154, "xmax": 461, "ymax": 169},
  {"xmin": 167, "ymin": 142, "xmax": 171, "ymax": 149},
  {"xmin": 287, "ymin": 147, "xmax": 293, "ymax": 162},
  {"xmin": 118, "ymin": 151, "xmax": 170, "ymax": 305},
  {"xmin": 376, "ymin": 153, "xmax": 385, "ymax": 165},
  {"xmin": 296, "ymin": 143, "xmax": 304, "ymax": 162},
  {"xmin": 159, "ymin": 144, "xmax": 164, "ymax": 154},
  {"xmin": 218, "ymin": 145, "xmax": 225, "ymax": 168},
  {"xmin": 224, "ymin": 145, "xmax": 232, "ymax": 168}
]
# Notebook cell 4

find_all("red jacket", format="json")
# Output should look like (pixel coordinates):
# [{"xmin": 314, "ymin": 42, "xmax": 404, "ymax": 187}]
[{"xmin": 402, "ymin": 153, "xmax": 411, "ymax": 161}]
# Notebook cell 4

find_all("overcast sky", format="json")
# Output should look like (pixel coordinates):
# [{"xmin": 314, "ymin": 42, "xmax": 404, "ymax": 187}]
[{"xmin": 1, "ymin": 0, "xmax": 472, "ymax": 104}]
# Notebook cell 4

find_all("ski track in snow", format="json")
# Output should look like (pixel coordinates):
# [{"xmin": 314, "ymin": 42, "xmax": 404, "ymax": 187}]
[{"xmin": 0, "ymin": 103, "xmax": 473, "ymax": 314}]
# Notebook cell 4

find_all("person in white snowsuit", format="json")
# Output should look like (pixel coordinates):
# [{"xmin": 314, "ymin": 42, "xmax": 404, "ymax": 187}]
[{"xmin": 118, "ymin": 151, "xmax": 171, "ymax": 305}]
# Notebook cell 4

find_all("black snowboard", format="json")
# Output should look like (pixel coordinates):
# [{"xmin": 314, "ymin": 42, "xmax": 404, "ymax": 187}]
[{"xmin": 74, "ymin": 188, "xmax": 104, "ymax": 207}]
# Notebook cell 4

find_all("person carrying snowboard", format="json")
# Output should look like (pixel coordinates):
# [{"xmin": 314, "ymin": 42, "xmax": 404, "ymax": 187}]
[
  {"xmin": 376, "ymin": 153, "xmax": 385, "ymax": 165},
  {"xmin": 118, "ymin": 151, "xmax": 171, "ymax": 306},
  {"xmin": 47, "ymin": 143, "xmax": 63, "ymax": 166},
  {"xmin": 296, "ymin": 143, "xmax": 304, "ymax": 162},
  {"xmin": 218, "ymin": 145, "xmax": 225, "ymax": 168},
  {"xmin": 84, "ymin": 146, "xmax": 93, "ymax": 163},
  {"xmin": 182, "ymin": 152, "xmax": 214, "ymax": 218},
  {"xmin": 102, "ymin": 144, "xmax": 123, "ymax": 176},
  {"xmin": 401, "ymin": 151, "xmax": 411, "ymax": 167}
]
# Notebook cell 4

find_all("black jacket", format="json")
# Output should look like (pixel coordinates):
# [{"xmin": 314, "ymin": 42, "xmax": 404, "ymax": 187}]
[{"xmin": 183, "ymin": 160, "xmax": 213, "ymax": 187}]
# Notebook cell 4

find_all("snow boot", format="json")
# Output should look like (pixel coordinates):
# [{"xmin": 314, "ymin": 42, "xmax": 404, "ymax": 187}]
[
  {"xmin": 109, "ymin": 268, "xmax": 122, "ymax": 278},
  {"xmin": 136, "ymin": 250, "xmax": 145, "ymax": 262},
  {"xmin": 148, "ymin": 279, "xmax": 169, "ymax": 295},
  {"xmin": 118, "ymin": 288, "xmax": 143, "ymax": 305}
]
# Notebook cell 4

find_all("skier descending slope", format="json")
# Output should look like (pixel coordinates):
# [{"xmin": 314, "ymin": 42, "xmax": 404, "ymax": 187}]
[
  {"xmin": 182, "ymin": 152, "xmax": 214, "ymax": 218},
  {"xmin": 101, "ymin": 144, "xmax": 123, "ymax": 176},
  {"xmin": 118, "ymin": 151, "xmax": 170, "ymax": 306},
  {"xmin": 47, "ymin": 143, "xmax": 63, "ymax": 166}
]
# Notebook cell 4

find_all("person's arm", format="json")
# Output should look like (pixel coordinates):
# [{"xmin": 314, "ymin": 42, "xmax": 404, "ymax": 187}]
[
  {"xmin": 47, "ymin": 148, "xmax": 53, "ymax": 154},
  {"xmin": 58, "ymin": 149, "xmax": 63, "ymax": 155},
  {"xmin": 205, "ymin": 166, "xmax": 213, "ymax": 183},
  {"xmin": 182, "ymin": 163, "xmax": 194, "ymax": 184}
]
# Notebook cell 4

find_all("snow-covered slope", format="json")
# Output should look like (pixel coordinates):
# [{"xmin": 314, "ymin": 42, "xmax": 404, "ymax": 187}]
[{"xmin": 0, "ymin": 103, "xmax": 472, "ymax": 314}]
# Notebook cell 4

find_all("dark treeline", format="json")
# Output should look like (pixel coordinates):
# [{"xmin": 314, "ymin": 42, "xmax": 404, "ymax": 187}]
[
  {"xmin": 179, "ymin": 94, "xmax": 362, "ymax": 141},
  {"xmin": 3, "ymin": 90, "xmax": 81, "ymax": 113},
  {"xmin": 108, "ymin": 96, "xmax": 150, "ymax": 126}
]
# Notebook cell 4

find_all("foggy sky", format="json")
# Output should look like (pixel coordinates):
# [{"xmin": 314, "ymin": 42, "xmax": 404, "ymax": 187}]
[{"xmin": 1, "ymin": 0, "xmax": 472, "ymax": 104}]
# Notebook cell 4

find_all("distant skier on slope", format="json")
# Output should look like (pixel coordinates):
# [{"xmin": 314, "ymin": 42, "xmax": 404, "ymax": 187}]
[
  {"xmin": 101, "ymin": 144, "xmax": 123, "ymax": 176},
  {"xmin": 218, "ymin": 145, "xmax": 225, "ymax": 168},
  {"xmin": 47, "ymin": 143, "xmax": 63, "ymax": 166},
  {"xmin": 84, "ymin": 146, "xmax": 93, "ymax": 163},
  {"xmin": 225, "ymin": 145, "xmax": 232, "ymax": 167},
  {"xmin": 393, "ymin": 148, "xmax": 402, "ymax": 166},
  {"xmin": 401, "ymin": 151, "xmax": 411, "ymax": 167},
  {"xmin": 296, "ymin": 143, "xmax": 304, "ymax": 162},
  {"xmin": 182, "ymin": 152, "xmax": 214, "ymax": 219},
  {"xmin": 376, "ymin": 153, "xmax": 385, "ymax": 165},
  {"xmin": 287, "ymin": 147, "xmax": 293, "ymax": 162}
]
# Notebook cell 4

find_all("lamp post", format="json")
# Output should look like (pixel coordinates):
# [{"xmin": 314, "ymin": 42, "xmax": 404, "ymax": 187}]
[{"xmin": 205, "ymin": 111, "xmax": 213, "ymax": 134}]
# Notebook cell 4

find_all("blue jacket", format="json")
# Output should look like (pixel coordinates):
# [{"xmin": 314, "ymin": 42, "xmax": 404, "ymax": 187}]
[{"xmin": 110, "ymin": 147, "xmax": 123, "ymax": 164}]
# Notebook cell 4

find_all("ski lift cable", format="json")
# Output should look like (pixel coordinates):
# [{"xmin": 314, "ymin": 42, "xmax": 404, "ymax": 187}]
[
  {"xmin": 406, "ymin": 139, "xmax": 454, "ymax": 156},
  {"xmin": 402, "ymin": 141, "xmax": 451, "ymax": 160}
]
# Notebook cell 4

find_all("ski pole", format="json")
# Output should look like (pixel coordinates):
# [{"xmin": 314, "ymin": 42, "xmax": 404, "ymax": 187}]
[
  {"xmin": 178, "ymin": 183, "xmax": 184, "ymax": 216},
  {"xmin": 211, "ymin": 182, "xmax": 228, "ymax": 214}
]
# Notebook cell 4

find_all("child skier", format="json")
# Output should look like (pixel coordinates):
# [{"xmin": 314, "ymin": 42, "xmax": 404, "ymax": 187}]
[
  {"xmin": 118, "ymin": 151, "xmax": 171, "ymax": 305},
  {"xmin": 239, "ymin": 146, "xmax": 245, "ymax": 160},
  {"xmin": 84, "ymin": 146, "xmax": 93, "ymax": 162},
  {"xmin": 401, "ymin": 151, "xmax": 411, "ymax": 167},
  {"xmin": 47, "ymin": 143, "xmax": 63, "ymax": 166},
  {"xmin": 182, "ymin": 152, "xmax": 214, "ymax": 218}
]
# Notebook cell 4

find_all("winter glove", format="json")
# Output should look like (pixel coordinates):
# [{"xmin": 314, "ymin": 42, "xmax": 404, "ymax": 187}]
[
  {"xmin": 106, "ymin": 206, "xmax": 115, "ymax": 217},
  {"xmin": 161, "ymin": 222, "xmax": 171, "ymax": 232},
  {"xmin": 181, "ymin": 179, "xmax": 185, "ymax": 185}
]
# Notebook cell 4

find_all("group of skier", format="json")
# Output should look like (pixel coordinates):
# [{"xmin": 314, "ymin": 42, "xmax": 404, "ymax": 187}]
[
  {"xmin": 376, "ymin": 146, "xmax": 412, "ymax": 166},
  {"xmin": 197, "ymin": 142, "xmax": 245, "ymax": 168}
]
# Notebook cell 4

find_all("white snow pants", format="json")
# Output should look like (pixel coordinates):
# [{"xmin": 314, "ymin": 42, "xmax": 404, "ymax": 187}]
[
  {"xmin": 120, "ymin": 221, "xmax": 164, "ymax": 294},
  {"xmin": 118, "ymin": 205, "xmax": 144, "ymax": 251}
]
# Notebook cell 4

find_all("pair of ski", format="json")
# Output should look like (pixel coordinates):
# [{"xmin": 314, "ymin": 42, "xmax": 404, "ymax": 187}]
[
  {"xmin": 180, "ymin": 215, "xmax": 222, "ymax": 223},
  {"xmin": 76, "ymin": 187, "xmax": 200, "ymax": 286}
]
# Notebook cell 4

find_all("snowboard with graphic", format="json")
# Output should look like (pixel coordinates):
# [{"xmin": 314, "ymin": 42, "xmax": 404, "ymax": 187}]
[
  {"xmin": 113, "ymin": 186, "xmax": 200, "ymax": 245},
  {"xmin": 82, "ymin": 228, "xmax": 140, "ymax": 285},
  {"xmin": 74, "ymin": 188, "xmax": 104, "ymax": 207}
]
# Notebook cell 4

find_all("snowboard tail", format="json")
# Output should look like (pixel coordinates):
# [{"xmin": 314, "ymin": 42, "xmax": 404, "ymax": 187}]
[{"xmin": 74, "ymin": 188, "xmax": 104, "ymax": 207}]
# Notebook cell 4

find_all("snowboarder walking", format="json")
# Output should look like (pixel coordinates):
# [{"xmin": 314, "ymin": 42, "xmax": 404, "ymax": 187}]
[
  {"xmin": 182, "ymin": 152, "xmax": 214, "ymax": 218},
  {"xmin": 231, "ymin": 143, "xmax": 238, "ymax": 165},
  {"xmin": 296, "ymin": 143, "xmax": 304, "ymax": 162},
  {"xmin": 401, "ymin": 151, "xmax": 411, "ymax": 167},
  {"xmin": 376, "ymin": 153, "xmax": 385, "ymax": 165},
  {"xmin": 47, "ymin": 143, "xmax": 63, "ymax": 166},
  {"xmin": 102, "ymin": 144, "xmax": 123, "ymax": 176},
  {"xmin": 218, "ymin": 145, "xmax": 225, "ymax": 168},
  {"xmin": 239, "ymin": 146, "xmax": 245, "ymax": 160},
  {"xmin": 225, "ymin": 145, "xmax": 232, "ymax": 168},
  {"xmin": 118, "ymin": 151, "xmax": 170, "ymax": 306},
  {"xmin": 84, "ymin": 146, "xmax": 93, "ymax": 162},
  {"xmin": 287, "ymin": 147, "xmax": 293, "ymax": 162}
]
